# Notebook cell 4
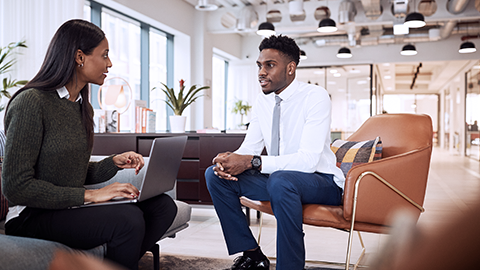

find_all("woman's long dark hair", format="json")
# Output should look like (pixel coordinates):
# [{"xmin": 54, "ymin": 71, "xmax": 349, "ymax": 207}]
[{"xmin": 6, "ymin": 19, "xmax": 105, "ymax": 150}]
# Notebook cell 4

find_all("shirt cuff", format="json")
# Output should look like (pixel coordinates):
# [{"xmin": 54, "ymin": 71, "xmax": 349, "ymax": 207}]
[{"xmin": 260, "ymin": 155, "xmax": 276, "ymax": 174}]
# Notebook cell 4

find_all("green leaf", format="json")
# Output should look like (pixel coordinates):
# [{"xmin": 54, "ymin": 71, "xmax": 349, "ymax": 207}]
[{"xmin": 153, "ymin": 82, "xmax": 209, "ymax": 116}]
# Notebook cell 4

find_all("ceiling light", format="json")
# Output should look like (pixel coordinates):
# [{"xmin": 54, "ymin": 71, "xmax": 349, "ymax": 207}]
[
  {"xmin": 404, "ymin": 12, "xmax": 426, "ymax": 28},
  {"xmin": 357, "ymin": 80, "xmax": 367, "ymax": 85},
  {"xmin": 330, "ymin": 69, "xmax": 338, "ymax": 73},
  {"xmin": 300, "ymin": 50, "xmax": 307, "ymax": 60},
  {"xmin": 195, "ymin": 0, "xmax": 218, "ymax": 11},
  {"xmin": 337, "ymin": 47, "xmax": 352, "ymax": 58},
  {"xmin": 317, "ymin": 18, "xmax": 337, "ymax": 33},
  {"xmin": 459, "ymin": 41, "xmax": 476, "ymax": 54},
  {"xmin": 384, "ymin": 75, "xmax": 392, "ymax": 79},
  {"xmin": 473, "ymin": 65, "xmax": 480, "ymax": 69},
  {"xmin": 401, "ymin": 44, "xmax": 417, "ymax": 56},
  {"xmin": 333, "ymin": 73, "xmax": 341, "ymax": 77},
  {"xmin": 256, "ymin": 22, "xmax": 276, "ymax": 36}
]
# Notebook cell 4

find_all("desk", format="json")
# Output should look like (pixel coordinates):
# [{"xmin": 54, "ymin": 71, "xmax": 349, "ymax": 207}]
[{"xmin": 92, "ymin": 133, "xmax": 245, "ymax": 204}]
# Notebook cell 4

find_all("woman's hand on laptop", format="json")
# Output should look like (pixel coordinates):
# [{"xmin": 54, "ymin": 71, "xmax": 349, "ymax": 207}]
[
  {"xmin": 113, "ymin": 151, "xmax": 145, "ymax": 175},
  {"xmin": 84, "ymin": 182, "xmax": 140, "ymax": 203}
]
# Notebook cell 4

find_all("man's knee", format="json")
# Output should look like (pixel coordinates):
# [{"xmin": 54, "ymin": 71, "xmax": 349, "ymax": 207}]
[
  {"xmin": 205, "ymin": 165, "xmax": 221, "ymax": 188},
  {"xmin": 267, "ymin": 171, "xmax": 296, "ymax": 201}
]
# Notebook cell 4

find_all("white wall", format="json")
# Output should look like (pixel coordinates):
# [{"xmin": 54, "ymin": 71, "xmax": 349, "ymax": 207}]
[{"xmin": 0, "ymin": 0, "xmax": 85, "ymax": 126}]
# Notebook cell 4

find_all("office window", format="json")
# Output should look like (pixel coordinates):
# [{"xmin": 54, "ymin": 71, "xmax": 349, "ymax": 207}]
[
  {"xmin": 149, "ymin": 28, "xmax": 168, "ymax": 131},
  {"xmin": 212, "ymin": 54, "xmax": 228, "ymax": 130},
  {"xmin": 86, "ymin": 1, "xmax": 173, "ymax": 132},
  {"xmin": 83, "ymin": 3, "xmax": 91, "ymax": 21},
  {"xmin": 100, "ymin": 9, "xmax": 141, "ymax": 131}
]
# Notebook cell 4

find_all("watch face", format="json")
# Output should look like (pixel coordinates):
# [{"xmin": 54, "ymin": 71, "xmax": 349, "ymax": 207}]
[{"xmin": 252, "ymin": 156, "xmax": 261, "ymax": 168}]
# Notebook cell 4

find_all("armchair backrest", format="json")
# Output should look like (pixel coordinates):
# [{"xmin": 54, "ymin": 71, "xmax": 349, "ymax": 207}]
[
  {"xmin": 347, "ymin": 114, "xmax": 433, "ymax": 158},
  {"xmin": 342, "ymin": 114, "xmax": 434, "ymax": 226}
]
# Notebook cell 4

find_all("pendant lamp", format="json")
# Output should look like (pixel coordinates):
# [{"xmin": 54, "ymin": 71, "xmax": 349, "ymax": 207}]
[
  {"xmin": 300, "ymin": 50, "xmax": 307, "ymax": 60},
  {"xmin": 257, "ymin": 22, "xmax": 276, "ymax": 36},
  {"xmin": 459, "ymin": 41, "xmax": 476, "ymax": 53},
  {"xmin": 404, "ymin": 11, "xmax": 426, "ymax": 28},
  {"xmin": 317, "ymin": 18, "xmax": 337, "ymax": 33},
  {"xmin": 401, "ymin": 44, "xmax": 417, "ymax": 55},
  {"xmin": 336, "ymin": 47, "xmax": 352, "ymax": 58}
]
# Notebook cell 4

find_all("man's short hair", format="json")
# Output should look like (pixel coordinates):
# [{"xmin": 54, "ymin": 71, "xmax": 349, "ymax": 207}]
[{"xmin": 259, "ymin": 35, "xmax": 300, "ymax": 65}]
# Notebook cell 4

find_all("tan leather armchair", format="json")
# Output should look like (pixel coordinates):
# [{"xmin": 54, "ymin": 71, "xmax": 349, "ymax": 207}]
[{"xmin": 240, "ymin": 113, "xmax": 433, "ymax": 270}]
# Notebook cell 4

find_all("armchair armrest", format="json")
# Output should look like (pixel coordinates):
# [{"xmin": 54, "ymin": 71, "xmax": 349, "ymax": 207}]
[{"xmin": 342, "ymin": 145, "xmax": 432, "ymax": 226}]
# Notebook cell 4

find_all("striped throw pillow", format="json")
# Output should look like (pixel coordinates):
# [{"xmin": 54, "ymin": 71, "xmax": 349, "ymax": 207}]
[{"xmin": 330, "ymin": 137, "xmax": 382, "ymax": 177}]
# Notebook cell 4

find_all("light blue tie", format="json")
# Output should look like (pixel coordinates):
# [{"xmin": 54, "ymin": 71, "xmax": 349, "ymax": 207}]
[{"xmin": 271, "ymin": 95, "xmax": 282, "ymax": 156}]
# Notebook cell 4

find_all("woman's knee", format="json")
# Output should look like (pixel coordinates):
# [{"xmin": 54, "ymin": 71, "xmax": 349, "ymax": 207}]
[
  {"xmin": 156, "ymin": 193, "xmax": 177, "ymax": 222},
  {"xmin": 112, "ymin": 205, "xmax": 146, "ymax": 236}
]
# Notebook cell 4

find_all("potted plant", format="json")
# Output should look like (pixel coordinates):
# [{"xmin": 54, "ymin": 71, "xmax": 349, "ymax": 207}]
[
  {"xmin": 0, "ymin": 40, "xmax": 28, "ymax": 111},
  {"xmin": 232, "ymin": 100, "xmax": 252, "ymax": 127},
  {"xmin": 153, "ymin": 79, "xmax": 209, "ymax": 132}
]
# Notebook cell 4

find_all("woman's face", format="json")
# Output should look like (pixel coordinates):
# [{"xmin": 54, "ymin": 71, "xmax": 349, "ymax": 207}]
[{"xmin": 79, "ymin": 38, "xmax": 112, "ymax": 86}]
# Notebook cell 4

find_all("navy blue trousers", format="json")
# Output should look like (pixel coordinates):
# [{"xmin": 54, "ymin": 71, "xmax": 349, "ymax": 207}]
[{"xmin": 205, "ymin": 166, "xmax": 343, "ymax": 270}]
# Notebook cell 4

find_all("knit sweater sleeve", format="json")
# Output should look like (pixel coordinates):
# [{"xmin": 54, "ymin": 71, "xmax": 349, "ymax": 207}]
[
  {"xmin": 2, "ymin": 91, "xmax": 85, "ymax": 209},
  {"xmin": 85, "ymin": 155, "xmax": 121, "ymax": 185}
]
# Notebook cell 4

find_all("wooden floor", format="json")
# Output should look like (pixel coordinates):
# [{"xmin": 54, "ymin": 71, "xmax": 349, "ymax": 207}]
[{"xmin": 158, "ymin": 147, "xmax": 480, "ymax": 267}]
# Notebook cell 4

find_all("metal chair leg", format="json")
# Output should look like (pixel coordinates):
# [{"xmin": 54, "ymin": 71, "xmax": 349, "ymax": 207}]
[
  {"xmin": 353, "ymin": 232, "xmax": 366, "ymax": 270},
  {"xmin": 257, "ymin": 212, "xmax": 263, "ymax": 245}
]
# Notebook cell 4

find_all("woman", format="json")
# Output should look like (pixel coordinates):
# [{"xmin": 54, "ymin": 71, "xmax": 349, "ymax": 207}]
[{"xmin": 1, "ymin": 19, "xmax": 177, "ymax": 269}]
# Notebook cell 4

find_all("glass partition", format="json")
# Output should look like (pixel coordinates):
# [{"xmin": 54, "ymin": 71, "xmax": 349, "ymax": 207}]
[
  {"xmin": 296, "ymin": 64, "xmax": 373, "ymax": 140},
  {"xmin": 465, "ymin": 64, "xmax": 480, "ymax": 160}
]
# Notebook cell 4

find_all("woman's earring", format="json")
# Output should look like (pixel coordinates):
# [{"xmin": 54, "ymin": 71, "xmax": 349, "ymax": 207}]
[{"xmin": 79, "ymin": 63, "xmax": 83, "ymax": 67}]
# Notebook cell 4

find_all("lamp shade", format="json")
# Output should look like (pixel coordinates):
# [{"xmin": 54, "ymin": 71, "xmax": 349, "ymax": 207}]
[
  {"xmin": 459, "ymin": 41, "xmax": 476, "ymax": 53},
  {"xmin": 401, "ymin": 44, "xmax": 417, "ymax": 56},
  {"xmin": 317, "ymin": 18, "xmax": 337, "ymax": 33},
  {"xmin": 404, "ymin": 12, "xmax": 426, "ymax": 28},
  {"xmin": 256, "ymin": 22, "xmax": 276, "ymax": 36},
  {"xmin": 300, "ymin": 50, "xmax": 307, "ymax": 60},
  {"xmin": 336, "ymin": 47, "xmax": 352, "ymax": 58}
]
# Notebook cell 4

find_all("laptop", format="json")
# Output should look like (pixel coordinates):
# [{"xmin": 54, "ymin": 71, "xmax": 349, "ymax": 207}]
[{"xmin": 74, "ymin": 136, "xmax": 187, "ymax": 208}]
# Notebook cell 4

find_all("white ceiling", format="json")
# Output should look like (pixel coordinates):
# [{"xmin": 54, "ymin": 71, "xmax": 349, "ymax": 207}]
[{"xmin": 185, "ymin": 0, "xmax": 480, "ymax": 95}]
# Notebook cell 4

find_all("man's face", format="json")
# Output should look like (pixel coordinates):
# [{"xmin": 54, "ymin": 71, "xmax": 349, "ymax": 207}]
[{"xmin": 256, "ymin": 48, "xmax": 293, "ymax": 95}]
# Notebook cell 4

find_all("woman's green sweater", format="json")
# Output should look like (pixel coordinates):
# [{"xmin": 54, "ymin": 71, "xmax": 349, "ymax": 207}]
[{"xmin": 1, "ymin": 88, "xmax": 119, "ymax": 209}]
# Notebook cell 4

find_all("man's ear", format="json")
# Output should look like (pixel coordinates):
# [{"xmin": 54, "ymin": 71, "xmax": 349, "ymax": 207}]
[
  {"xmin": 287, "ymin": 61, "xmax": 296, "ymax": 76},
  {"xmin": 75, "ymin": 49, "xmax": 85, "ymax": 66}
]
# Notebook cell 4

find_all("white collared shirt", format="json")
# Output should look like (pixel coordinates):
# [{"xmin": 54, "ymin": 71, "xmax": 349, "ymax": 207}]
[
  {"xmin": 235, "ymin": 79, "xmax": 345, "ymax": 189},
  {"xmin": 57, "ymin": 86, "xmax": 83, "ymax": 103}
]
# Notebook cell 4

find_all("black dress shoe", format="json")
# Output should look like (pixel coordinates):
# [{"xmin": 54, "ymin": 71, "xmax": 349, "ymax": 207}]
[{"xmin": 226, "ymin": 255, "xmax": 270, "ymax": 269}]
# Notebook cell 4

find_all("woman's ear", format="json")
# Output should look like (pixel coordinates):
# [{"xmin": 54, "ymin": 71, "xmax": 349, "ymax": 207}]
[{"xmin": 75, "ymin": 49, "xmax": 85, "ymax": 66}]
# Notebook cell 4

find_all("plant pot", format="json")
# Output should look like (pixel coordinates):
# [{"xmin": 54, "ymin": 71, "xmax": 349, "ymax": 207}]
[{"xmin": 169, "ymin": 115, "xmax": 187, "ymax": 133}]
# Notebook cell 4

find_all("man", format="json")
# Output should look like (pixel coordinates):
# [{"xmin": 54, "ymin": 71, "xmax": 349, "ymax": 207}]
[{"xmin": 205, "ymin": 35, "xmax": 345, "ymax": 270}]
